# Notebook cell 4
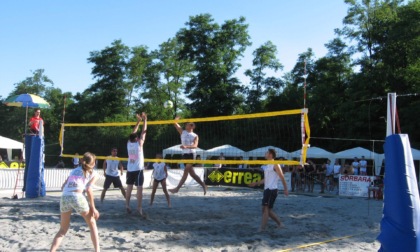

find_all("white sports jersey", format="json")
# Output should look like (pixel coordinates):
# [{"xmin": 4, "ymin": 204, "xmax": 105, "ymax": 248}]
[
  {"xmin": 153, "ymin": 162, "xmax": 167, "ymax": 180},
  {"xmin": 352, "ymin": 161, "xmax": 359, "ymax": 168},
  {"xmin": 181, "ymin": 130, "xmax": 197, "ymax": 154},
  {"xmin": 333, "ymin": 165, "xmax": 341, "ymax": 178},
  {"xmin": 326, "ymin": 164, "xmax": 334, "ymax": 176},
  {"xmin": 62, "ymin": 167, "xmax": 96, "ymax": 195},
  {"xmin": 105, "ymin": 157, "xmax": 121, "ymax": 177},
  {"xmin": 262, "ymin": 164, "xmax": 279, "ymax": 190},
  {"xmin": 127, "ymin": 141, "xmax": 144, "ymax": 172}
]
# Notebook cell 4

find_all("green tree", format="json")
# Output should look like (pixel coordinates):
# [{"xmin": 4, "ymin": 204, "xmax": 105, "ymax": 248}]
[
  {"xmin": 126, "ymin": 45, "xmax": 152, "ymax": 114},
  {"xmin": 309, "ymin": 37, "xmax": 355, "ymax": 149},
  {"xmin": 0, "ymin": 69, "xmax": 74, "ymax": 165},
  {"xmin": 81, "ymin": 39, "xmax": 131, "ymax": 121},
  {"xmin": 137, "ymin": 38, "xmax": 193, "ymax": 120},
  {"xmin": 156, "ymin": 38, "xmax": 194, "ymax": 117},
  {"xmin": 341, "ymin": 0, "xmax": 403, "ymax": 70},
  {"xmin": 267, "ymin": 48, "xmax": 315, "ymax": 111},
  {"xmin": 177, "ymin": 14, "xmax": 251, "ymax": 116},
  {"xmin": 244, "ymin": 41, "xmax": 283, "ymax": 112},
  {"xmin": 0, "ymin": 69, "xmax": 55, "ymax": 138}
]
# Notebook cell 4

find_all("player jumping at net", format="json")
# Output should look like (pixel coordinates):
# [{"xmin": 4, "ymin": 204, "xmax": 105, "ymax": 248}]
[
  {"xmin": 100, "ymin": 147, "xmax": 126, "ymax": 203},
  {"xmin": 169, "ymin": 116, "xmax": 207, "ymax": 195},
  {"xmin": 126, "ymin": 112, "xmax": 147, "ymax": 217},
  {"xmin": 248, "ymin": 148, "xmax": 288, "ymax": 232},
  {"xmin": 50, "ymin": 152, "xmax": 100, "ymax": 252}
]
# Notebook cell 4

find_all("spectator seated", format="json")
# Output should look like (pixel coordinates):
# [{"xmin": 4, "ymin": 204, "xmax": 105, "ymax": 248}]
[{"xmin": 368, "ymin": 176, "xmax": 383, "ymax": 200}]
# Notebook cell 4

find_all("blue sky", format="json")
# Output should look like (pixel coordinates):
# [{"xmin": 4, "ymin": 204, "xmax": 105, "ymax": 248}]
[{"xmin": 0, "ymin": 1, "xmax": 349, "ymax": 98}]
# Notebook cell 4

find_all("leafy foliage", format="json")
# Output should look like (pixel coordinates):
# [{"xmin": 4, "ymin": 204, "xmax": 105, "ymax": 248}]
[{"xmin": 1, "ymin": 4, "xmax": 420, "ymax": 166}]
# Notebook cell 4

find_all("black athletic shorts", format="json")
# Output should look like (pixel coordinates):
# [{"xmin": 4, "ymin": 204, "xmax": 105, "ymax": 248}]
[
  {"xmin": 154, "ymin": 178, "xmax": 166, "ymax": 183},
  {"xmin": 262, "ymin": 189, "xmax": 278, "ymax": 209},
  {"xmin": 182, "ymin": 153, "xmax": 195, "ymax": 159},
  {"xmin": 182, "ymin": 153, "xmax": 195, "ymax": 166},
  {"xmin": 103, "ymin": 175, "xmax": 123, "ymax": 189},
  {"xmin": 126, "ymin": 170, "xmax": 144, "ymax": 186}
]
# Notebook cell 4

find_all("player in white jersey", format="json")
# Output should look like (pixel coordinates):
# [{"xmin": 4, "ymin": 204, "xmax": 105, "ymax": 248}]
[
  {"xmin": 100, "ymin": 147, "xmax": 126, "ymax": 203},
  {"xmin": 150, "ymin": 153, "xmax": 171, "ymax": 208},
  {"xmin": 249, "ymin": 149, "xmax": 289, "ymax": 232},
  {"xmin": 359, "ymin": 156, "xmax": 368, "ymax": 175},
  {"xmin": 352, "ymin": 157, "xmax": 360, "ymax": 175},
  {"xmin": 50, "ymin": 152, "xmax": 100, "ymax": 252},
  {"xmin": 169, "ymin": 116, "xmax": 207, "ymax": 195},
  {"xmin": 126, "ymin": 112, "xmax": 147, "ymax": 216}
]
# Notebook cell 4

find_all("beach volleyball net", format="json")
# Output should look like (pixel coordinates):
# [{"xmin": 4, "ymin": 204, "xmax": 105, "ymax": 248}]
[{"xmin": 59, "ymin": 108, "xmax": 310, "ymax": 167}]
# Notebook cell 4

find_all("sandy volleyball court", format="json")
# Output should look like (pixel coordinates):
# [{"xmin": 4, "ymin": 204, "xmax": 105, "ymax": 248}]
[{"xmin": 0, "ymin": 187, "xmax": 382, "ymax": 251}]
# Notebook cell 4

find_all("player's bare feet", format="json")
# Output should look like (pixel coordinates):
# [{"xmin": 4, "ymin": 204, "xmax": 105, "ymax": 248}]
[
  {"xmin": 203, "ymin": 185, "xmax": 207, "ymax": 195},
  {"xmin": 277, "ymin": 223, "xmax": 286, "ymax": 229},
  {"xmin": 126, "ymin": 207, "xmax": 132, "ymax": 214},
  {"xmin": 137, "ymin": 209, "xmax": 147, "ymax": 219}
]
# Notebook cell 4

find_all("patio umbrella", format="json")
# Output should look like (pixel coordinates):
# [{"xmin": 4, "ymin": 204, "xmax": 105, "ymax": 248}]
[{"xmin": 3, "ymin": 93, "xmax": 50, "ymax": 135}]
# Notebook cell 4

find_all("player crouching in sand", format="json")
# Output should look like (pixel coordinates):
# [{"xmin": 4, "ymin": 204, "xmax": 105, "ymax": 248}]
[{"xmin": 50, "ymin": 152, "xmax": 100, "ymax": 252}]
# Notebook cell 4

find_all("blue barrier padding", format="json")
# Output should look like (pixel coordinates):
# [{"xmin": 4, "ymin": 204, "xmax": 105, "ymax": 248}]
[
  {"xmin": 23, "ymin": 135, "xmax": 33, "ymax": 192},
  {"xmin": 24, "ymin": 135, "xmax": 46, "ymax": 198},
  {"xmin": 377, "ymin": 134, "xmax": 420, "ymax": 251}
]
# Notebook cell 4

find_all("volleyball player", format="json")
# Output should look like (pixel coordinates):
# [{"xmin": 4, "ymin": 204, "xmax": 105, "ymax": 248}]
[
  {"xmin": 100, "ymin": 147, "xmax": 126, "ymax": 203},
  {"xmin": 169, "ymin": 116, "xmax": 207, "ymax": 195},
  {"xmin": 126, "ymin": 112, "xmax": 147, "ymax": 216},
  {"xmin": 50, "ymin": 152, "xmax": 100, "ymax": 252},
  {"xmin": 150, "ymin": 153, "xmax": 171, "ymax": 208},
  {"xmin": 249, "ymin": 148, "xmax": 288, "ymax": 232}
]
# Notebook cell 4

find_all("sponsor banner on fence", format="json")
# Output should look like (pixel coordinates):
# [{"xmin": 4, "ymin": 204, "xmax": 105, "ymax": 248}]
[
  {"xmin": 339, "ymin": 175, "xmax": 375, "ymax": 197},
  {"xmin": 0, "ymin": 161, "xmax": 25, "ymax": 169},
  {"xmin": 205, "ymin": 167, "xmax": 291, "ymax": 190},
  {"xmin": 206, "ymin": 168, "xmax": 263, "ymax": 187}
]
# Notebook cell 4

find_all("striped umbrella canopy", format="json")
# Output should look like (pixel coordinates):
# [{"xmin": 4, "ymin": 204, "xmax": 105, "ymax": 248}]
[
  {"xmin": 3, "ymin": 93, "xmax": 50, "ymax": 108},
  {"xmin": 3, "ymin": 93, "xmax": 50, "ymax": 135}
]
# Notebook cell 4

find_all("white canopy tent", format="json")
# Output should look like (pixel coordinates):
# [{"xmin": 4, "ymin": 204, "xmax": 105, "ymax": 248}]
[
  {"xmin": 290, "ymin": 146, "xmax": 335, "ymax": 162},
  {"xmin": 334, "ymin": 147, "xmax": 384, "ymax": 175},
  {"xmin": 247, "ymin": 146, "xmax": 290, "ymax": 159},
  {"xmin": 0, "ymin": 135, "xmax": 24, "ymax": 161},
  {"xmin": 162, "ymin": 144, "xmax": 205, "ymax": 157},
  {"xmin": 203, "ymin": 144, "xmax": 246, "ymax": 159}
]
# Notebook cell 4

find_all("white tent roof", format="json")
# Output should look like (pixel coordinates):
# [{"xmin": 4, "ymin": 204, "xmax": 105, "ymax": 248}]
[
  {"xmin": 334, "ymin": 147, "xmax": 379, "ymax": 159},
  {"xmin": 162, "ymin": 144, "xmax": 205, "ymax": 157},
  {"xmin": 0, "ymin": 136, "xmax": 23, "ymax": 149},
  {"xmin": 412, "ymin": 148, "xmax": 420, "ymax": 160},
  {"xmin": 334, "ymin": 147, "xmax": 384, "ymax": 175},
  {"xmin": 247, "ymin": 146, "xmax": 290, "ymax": 158},
  {"xmin": 290, "ymin": 146, "xmax": 334, "ymax": 160},
  {"xmin": 203, "ymin": 144, "xmax": 246, "ymax": 159}
]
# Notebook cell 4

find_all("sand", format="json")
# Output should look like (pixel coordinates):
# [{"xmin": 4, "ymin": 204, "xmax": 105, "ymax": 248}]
[{"xmin": 0, "ymin": 186, "xmax": 383, "ymax": 252}]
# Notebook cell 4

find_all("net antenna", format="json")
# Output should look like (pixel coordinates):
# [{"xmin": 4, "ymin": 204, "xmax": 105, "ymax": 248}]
[
  {"xmin": 386, "ymin": 93, "xmax": 400, "ymax": 136},
  {"xmin": 301, "ymin": 59, "xmax": 310, "ymax": 164},
  {"xmin": 59, "ymin": 95, "xmax": 66, "ymax": 156}
]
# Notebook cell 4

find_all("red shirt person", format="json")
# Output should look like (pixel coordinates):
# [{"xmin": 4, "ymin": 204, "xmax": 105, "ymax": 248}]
[{"xmin": 28, "ymin": 109, "xmax": 44, "ymax": 134}]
